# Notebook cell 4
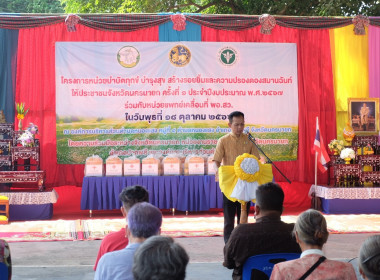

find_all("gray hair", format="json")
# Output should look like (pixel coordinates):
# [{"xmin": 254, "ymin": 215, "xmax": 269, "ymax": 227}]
[
  {"xmin": 132, "ymin": 236, "xmax": 189, "ymax": 280},
  {"xmin": 359, "ymin": 235, "xmax": 380, "ymax": 280},
  {"xmin": 294, "ymin": 209, "xmax": 328, "ymax": 247},
  {"xmin": 127, "ymin": 202, "xmax": 162, "ymax": 239}
]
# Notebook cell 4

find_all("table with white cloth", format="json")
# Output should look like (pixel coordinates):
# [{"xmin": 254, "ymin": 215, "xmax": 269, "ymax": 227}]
[
  {"xmin": 309, "ymin": 185, "xmax": 380, "ymax": 214},
  {"xmin": 0, "ymin": 189, "xmax": 58, "ymax": 220}
]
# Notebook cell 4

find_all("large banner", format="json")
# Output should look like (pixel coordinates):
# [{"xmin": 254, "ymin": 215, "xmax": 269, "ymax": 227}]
[{"xmin": 56, "ymin": 42, "xmax": 298, "ymax": 164}]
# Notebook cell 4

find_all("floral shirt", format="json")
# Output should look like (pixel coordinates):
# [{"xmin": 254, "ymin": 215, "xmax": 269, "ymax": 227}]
[{"xmin": 270, "ymin": 251, "xmax": 357, "ymax": 280}]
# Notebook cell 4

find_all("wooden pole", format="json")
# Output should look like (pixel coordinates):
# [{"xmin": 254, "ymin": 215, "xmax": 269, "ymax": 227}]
[{"xmin": 240, "ymin": 202, "xmax": 248, "ymax": 224}]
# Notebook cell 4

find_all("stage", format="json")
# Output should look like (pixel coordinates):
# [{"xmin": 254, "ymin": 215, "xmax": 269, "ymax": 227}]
[
  {"xmin": 0, "ymin": 185, "xmax": 378, "ymax": 242},
  {"xmin": 4, "ymin": 182, "xmax": 379, "ymax": 222}
]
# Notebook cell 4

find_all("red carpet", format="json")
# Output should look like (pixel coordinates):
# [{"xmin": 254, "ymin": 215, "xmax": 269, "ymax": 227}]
[
  {"xmin": 2, "ymin": 213, "xmax": 380, "ymax": 242},
  {"xmin": 0, "ymin": 185, "xmax": 376, "ymax": 242}
]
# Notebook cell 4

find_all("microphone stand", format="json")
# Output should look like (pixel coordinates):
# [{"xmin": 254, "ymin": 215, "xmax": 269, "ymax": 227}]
[{"xmin": 246, "ymin": 132, "xmax": 291, "ymax": 184}]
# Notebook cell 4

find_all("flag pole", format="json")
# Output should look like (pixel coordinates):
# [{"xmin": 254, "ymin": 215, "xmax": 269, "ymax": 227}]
[
  {"xmin": 314, "ymin": 117, "xmax": 318, "ymax": 210},
  {"xmin": 313, "ymin": 116, "xmax": 330, "ymax": 210},
  {"xmin": 315, "ymin": 117, "xmax": 318, "ymax": 187},
  {"xmin": 315, "ymin": 151, "xmax": 318, "ymax": 186}
]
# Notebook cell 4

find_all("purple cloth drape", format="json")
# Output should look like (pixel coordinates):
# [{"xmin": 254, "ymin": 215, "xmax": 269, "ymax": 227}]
[
  {"xmin": 369, "ymin": 24, "xmax": 380, "ymax": 98},
  {"xmin": 80, "ymin": 175, "xmax": 223, "ymax": 212}
]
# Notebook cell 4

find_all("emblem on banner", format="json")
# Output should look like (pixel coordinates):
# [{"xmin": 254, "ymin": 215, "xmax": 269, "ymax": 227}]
[
  {"xmin": 169, "ymin": 45, "xmax": 191, "ymax": 67},
  {"xmin": 218, "ymin": 47, "xmax": 238, "ymax": 67},
  {"xmin": 117, "ymin": 46, "xmax": 140, "ymax": 68}
]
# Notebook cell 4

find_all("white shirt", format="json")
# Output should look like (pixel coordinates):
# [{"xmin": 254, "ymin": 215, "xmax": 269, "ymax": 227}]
[{"xmin": 300, "ymin": 248, "xmax": 325, "ymax": 258}]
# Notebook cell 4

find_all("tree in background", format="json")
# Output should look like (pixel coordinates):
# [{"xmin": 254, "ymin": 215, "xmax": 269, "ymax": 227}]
[
  {"xmin": 0, "ymin": 0, "xmax": 64, "ymax": 13},
  {"xmin": 61, "ymin": 0, "xmax": 380, "ymax": 16},
  {"xmin": 0, "ymin": 0, "xmax": 379, "ymax": 16}
]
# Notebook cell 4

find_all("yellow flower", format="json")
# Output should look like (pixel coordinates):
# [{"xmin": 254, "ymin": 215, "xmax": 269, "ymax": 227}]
[
  {"xmin": 17, "ymin": 114, "xmax": 24, "ymax": 120},
  {"xmin": 234, "ymin": 153, "xmax": 261, "ymax": 182},
  {"xmin": 328, "ymin": 139, "xmax": 344, "ymax": 153}
]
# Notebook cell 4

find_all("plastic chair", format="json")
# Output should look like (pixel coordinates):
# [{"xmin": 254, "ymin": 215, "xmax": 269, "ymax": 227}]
[
  {"xmin": 0, "ymin": 239, "xmax": 11, "ymax": 280},
  {"xmin": 0, "ymin": 262, "xmax": 9, "ymax": 280},
  {"xmin": 242, "ymin": 253, "xmax": 300, "ymax": 280}
]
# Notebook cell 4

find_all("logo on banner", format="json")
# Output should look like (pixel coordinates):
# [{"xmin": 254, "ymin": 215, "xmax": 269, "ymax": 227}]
[
  {"xmin": 218, "ymin": 47, "xmax": 238, "ymax": 66},
  {"xmin": 117, "ymin": 46, "xmax": 140, "ymax": 68},
  {"xmin": 169, "ymin": 45, "xmax": 191, "ymax": 67}
]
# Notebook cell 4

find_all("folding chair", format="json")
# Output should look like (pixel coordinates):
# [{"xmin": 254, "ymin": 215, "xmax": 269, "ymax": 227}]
[{"xmin": 242, "ymin": 253, "xmax": 300, "ymax": 280}]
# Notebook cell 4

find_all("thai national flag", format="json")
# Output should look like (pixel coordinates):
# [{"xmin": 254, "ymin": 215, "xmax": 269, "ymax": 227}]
[{"xmin": 313, "ymin": 120, "xmax": 330, "ymax": 172}]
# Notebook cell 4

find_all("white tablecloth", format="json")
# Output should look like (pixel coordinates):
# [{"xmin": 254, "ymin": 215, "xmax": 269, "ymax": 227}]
[
  {"xmin": 309, "ymin": 185, "xmax": 380, "ymax": 200},
  {"xmin": 0, "ymin": 189, "xmax": 58, "ymax": 205}
]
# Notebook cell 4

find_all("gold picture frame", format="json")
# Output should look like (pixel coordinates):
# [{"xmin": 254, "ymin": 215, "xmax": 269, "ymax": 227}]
[{"xmin": 348, "ymin": 98, "xmax": 379, "ymax": 135}]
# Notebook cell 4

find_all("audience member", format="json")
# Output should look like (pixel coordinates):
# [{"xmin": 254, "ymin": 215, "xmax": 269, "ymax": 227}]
[
  {"xmin": 223, "ymin": 182, "xmax": 301, "ymax": 280},
  {"xmin": 270, "ymin": 209, "xmax": 357, "ymax": 280},
  {"xmin": 132, "ymin": 236, "xmax": 189, "ymax": 280},
  {"xmin": 94, "ymin": 202, "xmax": 162, "ymax": 280},
  {"xmin": 94, "ymin": 185, "xmax": 149, "ymax": 270},
  {"xmin": 359, "ymin": 235, "xmax": 380, "ymax": 280}
]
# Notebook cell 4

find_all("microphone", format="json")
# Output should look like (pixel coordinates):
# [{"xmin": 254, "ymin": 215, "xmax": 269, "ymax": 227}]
[{"xmin": 244, "ymin": 129, "xmax": 255, "ymax": 141}]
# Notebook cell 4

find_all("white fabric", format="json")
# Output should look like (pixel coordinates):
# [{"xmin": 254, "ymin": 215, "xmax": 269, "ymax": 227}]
[
  {"xmin": 0, "ymin": 189, "xmax": 58, "ymax": 205},
  {"xmin": 301, "ymin": 249, "xmax": 325, "ymax": 258},
  {"xmin": 309, "ymin": 185, "xmax": 380, "ymax": 199},
  {"xmin": 230, "ymin": 179, "xmax": 259, "ymax": 201},
  {"xmin": 240, "ymin": 157, "xmax": 260, "ymax": 175}
]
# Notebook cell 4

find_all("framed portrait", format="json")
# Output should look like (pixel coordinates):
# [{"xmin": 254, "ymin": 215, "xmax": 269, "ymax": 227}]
[{"xmin": 348, "ymin": 98, "xmax": 379, "ymax": 134}]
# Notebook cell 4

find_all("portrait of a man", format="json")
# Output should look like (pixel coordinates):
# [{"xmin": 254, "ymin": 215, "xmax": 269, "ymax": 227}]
[{"xmin": 349, "ymin": 98, "xmax": 379, "ymax": 133}]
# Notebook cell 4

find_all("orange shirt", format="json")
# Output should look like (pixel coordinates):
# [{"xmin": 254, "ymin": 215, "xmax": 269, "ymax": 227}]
[{"xmin": 213, "ymin": 132, "xmax": 259, "ymax": 166}]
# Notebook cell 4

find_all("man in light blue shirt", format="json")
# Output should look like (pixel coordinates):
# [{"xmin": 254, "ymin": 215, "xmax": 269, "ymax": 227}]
[{"xmin": 95, "ymin": 202, "xmax": 162, "ymax": 280}]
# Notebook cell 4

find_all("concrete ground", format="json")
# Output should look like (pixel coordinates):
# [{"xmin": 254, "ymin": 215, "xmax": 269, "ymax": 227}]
[{"xmin": 9, "ymin": 233, "xmax": 369, "ymax": 280}]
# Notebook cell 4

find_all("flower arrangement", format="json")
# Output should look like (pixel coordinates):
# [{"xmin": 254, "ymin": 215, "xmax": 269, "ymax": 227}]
[
  {"xmin": 15, "ymin": 102, "xmax": 29, "ymax": 130},
  {"xmin": 223, "ymin": 153, "xmax": 273, "ymax": 203},
  {"xmin": 328, "ymin": 139, "xmax": 344, "ymax": 154},
  {"xmin": 15, "ymin": 102, "xmax": 29, "ymax": 121},
  {"xmin": 340, "ymin": 147, "xmax": 356, "ymax": 160},
  {"xmin": 234, "ymin": 153, "xmax": 261, "ymax": 182},
  {"xmin": 18, "ymin": 130, "xmax": 35, "ymax": 147},
  {"xmin": 27, "ymin": 123, "xmax": 38, "ymax": 135}
]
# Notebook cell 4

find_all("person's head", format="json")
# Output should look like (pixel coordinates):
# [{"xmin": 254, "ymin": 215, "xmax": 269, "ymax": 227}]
[
  {"xmin": 119, "ymin": 185, "xmax": 149, "ymax": 216},
  {"xmin": 294, "ymin": 209, "xmax": 329, "ymax": 250},
  {"xmin": 359, "ymin": 235, "xmax": 380, "ymax": 280},
  {"xmin": 255, "ymin": 182, "xmax": 284, "ymax": 218},
  {"xmin": 228, "ymin": 111, "xmax": 245, "ymax": 137},
  {"xmin": 127, "ymin": 202, "xmax": 162, "ymax": 240},
  {"xmin": 132, "ymin": 236, "xmax": 189, "ymax": 280}
]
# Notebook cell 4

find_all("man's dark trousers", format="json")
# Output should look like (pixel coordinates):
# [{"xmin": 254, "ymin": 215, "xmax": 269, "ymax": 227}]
[{"xmin": 223, "ymin": 194, "xmax": 250, "ymax": 243}]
